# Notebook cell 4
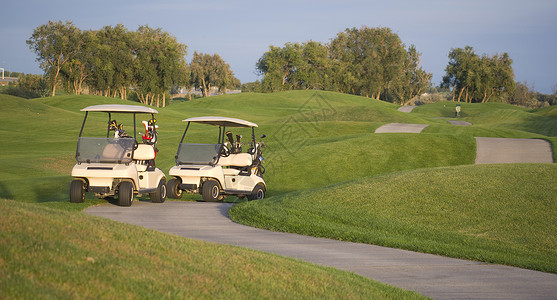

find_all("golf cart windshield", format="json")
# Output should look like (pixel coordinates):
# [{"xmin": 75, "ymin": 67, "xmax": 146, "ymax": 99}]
[
  {"xmin": 76, "ymin": 137, "xmax": 135, "ymax": 164},
  {"xmin": 176, "ymin": 143, "xmax": 222, "ymax": 165}
]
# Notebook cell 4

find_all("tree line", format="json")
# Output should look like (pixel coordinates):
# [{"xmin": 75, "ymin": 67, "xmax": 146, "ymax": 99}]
[
  {"xmin": 252, "ymin": 26, "xmax": 432, "ymax": 105},
  {"xmin": 441, "ymin": 46, "xmax": 515, "ymax": 103},
  {"xmin": 250, "ymin": 26, "xmax": 556, "ymax": 106},
  {"xmin": 26, "ymin": 21, "xmax": 239, "ymax": 106},
  {"xmin": 15, "ymin": 21, "xmax": 556, "ymax": 107}
]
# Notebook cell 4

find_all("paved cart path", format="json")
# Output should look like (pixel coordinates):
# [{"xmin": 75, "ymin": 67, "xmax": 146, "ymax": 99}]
[
  {"xmin": 375, "ymin": 123, "xmax": 429, "ymax": 133},
  {"xmin": 86, "ymin": 202, "xmax": 557, "ymax": 299},
  {"xmin": 397, "ymin": 105, "xmax": 416, "ymax": 113},
  {"xmin": 475, "ymin": 137, "xmax": 554, "ymax": 164},
  {"xmin": 448, "ymin": 120, "xmax": 472, "ymax": 126}
]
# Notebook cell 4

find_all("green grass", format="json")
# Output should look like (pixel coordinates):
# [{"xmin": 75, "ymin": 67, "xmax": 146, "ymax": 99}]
[
  {"xmin": 1, "ymin": 91, "xmax": 556, "ymax": 297},
  {"xmin": 230, "ymin": 164, "xmax": 557, "ymax": 273},
  {"xmin": 0, "ymin": 199, "xmax": 424, "ymax": 299},
  {"xmin": 0, "ymin": 92, "xmax": 432, "ymax": 298}
]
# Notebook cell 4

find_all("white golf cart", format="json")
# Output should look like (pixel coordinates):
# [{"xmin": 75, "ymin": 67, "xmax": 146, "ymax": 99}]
[
  {"xmin": 70, "ymin": 104, "xmax": 167, "ymax": 206},
  {"xmin": 167, "ymin": 116, "xmax": 266, "ymax": 202}
]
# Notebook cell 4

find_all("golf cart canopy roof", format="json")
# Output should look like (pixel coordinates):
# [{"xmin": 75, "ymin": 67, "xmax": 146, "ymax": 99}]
[
  {"xmin": 81, "ymin": 104, "xmax": 158, "ymax": 114},
  {"xmin": 182, "ymin": 116, "xmax": 258, "ymax": 128}
]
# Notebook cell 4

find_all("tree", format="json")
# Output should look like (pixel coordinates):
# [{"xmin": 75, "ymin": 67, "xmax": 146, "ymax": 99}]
[
  {"xmin": 191, "ymin": 52, "xmax": 237, "ymax": 96},
  {"xmin": 131, "ymin": 25, "xmax": 188, "ymax": 106},
  {"xmin": 256, "ymin": 43, "xmax": 304, "ymax": 92},
  {"xmin": 478, "ymin": 53, "xmax": 515, "ymax": 103},
  {"xmin": 391, "ymin": 45, "xmax": 432, "ymax": 105},
  {"xmin": 441, "ymin": 46, "xmax": 478, "ymax": 102},
  {"xmin": 442, "ymin": 46, "xmax": 514, "ymax": 103},
  {"xmin": 510, "ymin": 82, "xmax": 537, "ymax": 107},
  {"xmin": 27, "ymin": 20, "xmax": 81, "ymax": 96},
  {"xmin": 18, "ymin": 74, "xmax": 48, "ymax": 97},
  {"xmin": 294, "ymin": 41, "xmax": 332, "ymax": 90},
  {"xmin": 330, "ymin": 26, "xmax": 407, "ymax": 100},
  {"xmin": 96, "ymin": 24, "xmax": 135, "ymax": 99},
  {"xmin": 60, "ymin": 29, "xmax": 96, "ymax": 95}
]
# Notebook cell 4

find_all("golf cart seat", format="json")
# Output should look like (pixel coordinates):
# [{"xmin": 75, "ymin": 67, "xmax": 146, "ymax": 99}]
[
  {"xmin": 219, "ymin": 153, "xmax": 252, "ymax": 167},
  {"xmin": 134, "ymin": 144, "xmax": 157, "ymax": 172},
  {"xmin": 134, "ymin": 144, "xmax": 156, "ymax": 160}
]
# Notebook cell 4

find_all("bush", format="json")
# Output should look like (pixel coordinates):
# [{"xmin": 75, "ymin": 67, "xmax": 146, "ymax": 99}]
[
  {"xmin": 1, "ymin": 86, "xmax": 41, "ymax": 99},
  {"xmin": 414, "ymin": 92, "xmax": 451, "ymax": 106}
]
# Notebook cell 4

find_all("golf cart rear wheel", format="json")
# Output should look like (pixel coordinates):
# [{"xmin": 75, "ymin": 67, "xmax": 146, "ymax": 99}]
[
  {"xmin": 202, "ymin": 180, "xmax": 221, "ymax": 202},
  {"xmin": 118, "ymin": 181, "xmax": 134, "ymax": 207},
  {"xmin": 167, "ymin": 178, "xmax": 183, "ymax": 199},
  {"xmin": 247, "ymin": 184, "xmax": 265, "ymax": 201},
  {"xmin": 70, "ymin": 180, "xmax": 85, "ymax": 203},
  {"xmin": 150, "ymin": 179, "xmax": 167, "ymax": 203}
]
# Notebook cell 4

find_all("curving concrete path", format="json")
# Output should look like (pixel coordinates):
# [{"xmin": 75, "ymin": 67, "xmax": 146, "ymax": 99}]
[{"xmin": 86, "ymin": 201, "xmax": 557, "ymax": 299}]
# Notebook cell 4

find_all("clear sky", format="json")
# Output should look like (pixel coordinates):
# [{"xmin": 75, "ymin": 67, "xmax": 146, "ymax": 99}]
[{"xmin": 1, "ymin": 0, "xmax": 556, "ymax": 93}]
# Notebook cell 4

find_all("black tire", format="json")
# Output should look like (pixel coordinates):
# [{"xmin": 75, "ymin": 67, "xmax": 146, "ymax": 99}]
[
  {"xmin": 202, "ymin": 180, "xmax": 221, "ymax": 202},
  {"xmin": 150, "ymin": 179, "xmax": 167, "ymax": 203},
  {"xmin": 167, "ymin": 178, "xmax": 183, "ymax": 199},
  {"xmin": 118, "ymin": 181, "xmax": 134, "ymax": 207},
  {"xmin": 70, "ymin": 180, "xmax": 85, "ymax": 203},
  {"xmin": 247, "ymin": 184, "xmax": 265, "ymax": 201}
]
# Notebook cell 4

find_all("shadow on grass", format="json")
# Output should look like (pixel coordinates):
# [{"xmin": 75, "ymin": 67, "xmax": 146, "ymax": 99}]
[
  {"xmin": 0, "ymin": 176, "xmax": 71, "ymax": 203},
  {"xmin": 0, "ymin": 182, "xmax": 14, "ymax": 200}
]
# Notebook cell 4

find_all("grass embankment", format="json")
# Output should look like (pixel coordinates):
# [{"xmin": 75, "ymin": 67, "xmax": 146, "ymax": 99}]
[
  {"xmin": 0, "ymin": 92, "xmax": 429, "ymax": 298},
  {"xmin": 230, "ymin": 164, "xmax": 557, "ymax": 273},
  {"xmin": 1, "ymin": 91, "xmax": 556, "ymax": 298},
  {"xmin": 0, "ymin": 199, "xmax": 424, "ymax": 299}
]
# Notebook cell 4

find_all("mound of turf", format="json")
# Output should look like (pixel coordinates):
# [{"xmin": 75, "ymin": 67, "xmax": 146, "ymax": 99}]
[
  {"xmin": 230, "ymin": 164, "xmax": 557, "ymax": 273},
  {"xmin": 2, "ymin": 91, "xmax": 556, "ymax": 278},
  {"xmin": 0, "ymin": 199, "xmax": 424, "ymax": 299}
]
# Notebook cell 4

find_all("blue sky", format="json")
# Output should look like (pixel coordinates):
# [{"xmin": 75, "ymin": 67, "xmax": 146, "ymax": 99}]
[{"xmin": 2, "ymin": 0, "xmax": 556, "ymax": 93}]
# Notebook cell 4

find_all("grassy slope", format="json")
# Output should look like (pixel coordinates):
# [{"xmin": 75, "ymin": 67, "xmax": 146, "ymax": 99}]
[
  {"xmin": 0, "ymin": 93, "xmax": 426, "ymax": 298},
  {"xmin": 1, "ymin": 199, "xmax": 422, "ymax": 299},
  {"xmin": 230, "ymin": 164, "xmax": 557, "ymax": 273},
  {"xmin": 1, "ymin": 91, "xmax": 556, "ymax": 297}
]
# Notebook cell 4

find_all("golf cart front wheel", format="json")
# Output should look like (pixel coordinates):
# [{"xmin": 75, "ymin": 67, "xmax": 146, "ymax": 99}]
[
  {"xmin": 150, "ymin": 179, "xmax": 167, "ymax": 203},
  {"xmin": 70, "ymin": 180, "xmax": 85, "ymax": 203},
  {"xmin": 202, "ymin": 180, "xmax": 221, "ymax": 202},
  {"xmin": 118, "ymin": 181, "xmax": 134, "ymax": 207},
  {"xmin": 167, "ymin": 178, "xmax": 183, "ymax": 199},
  {"xmin": 247, "ymin": 184, "xmax": 265, "ymax": 201}
]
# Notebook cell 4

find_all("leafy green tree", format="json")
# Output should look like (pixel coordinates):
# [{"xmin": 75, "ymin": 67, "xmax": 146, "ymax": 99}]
[
  {"xmin": 241, "ymin": 81, "xmax": 262, "ymax": 93},
  {"xmin": 27, "ymin": 20, "xmax": 81, "ymax": 96},
  {"xmin": 330, "ymin": 26, "xmax": 407, "ymax": 100},
  {"xmin": 256, "ymin": 43, "xmax": 303, "ymax": 92},
  {"xmin": 477, "ymin": 53, "xmax": 515, "ymax": 103},
  {"xmin": 61, "ymin": 29, "xmax": 96, "ymax": 95},
  {"xmin": 18, "ymin": 74, "xmax": 48, "ymax": 97},
  {"xmin": 99, "ymin": 24, "xmax": 135, "ymax": 99},
  {"xmin": 132, "ymin": 25, "xmax": 188, "ymax": 106},
  {"xmin": 442, "ymin": 46, "xmax": 514, "ymax": 103},
  {"xmin": 294, "ymin": 41, "xmax": 332, "ymax": 90},
  {"xmin": 391, "ymin": 45, "xmax": 432, "ymax": 105},
  {"xmin": 191, "ymin": 52, "xmax": 237, "ymax": 96},
  {"xmin": 442, "ymin": 46, "xmax": 479, "ymax": 102}
]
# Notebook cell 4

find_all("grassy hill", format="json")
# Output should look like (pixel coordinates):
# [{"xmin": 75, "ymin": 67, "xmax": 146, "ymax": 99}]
[
  {"xmin": 2, "ymin": 199, "xmax": 423, "ymax": 299},
  {"xmin": 1, "ymin": 90, "xmax": 556, "ymax": 297},
  {"xmin": 0, "ymin": 92, "xmax": 429, "ymax": 299}
]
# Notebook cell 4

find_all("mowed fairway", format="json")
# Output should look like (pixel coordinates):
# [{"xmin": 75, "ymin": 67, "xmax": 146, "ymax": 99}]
[{"xmin": 1, "ymin": 90, "xmax": 556, "ymax": 298}]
